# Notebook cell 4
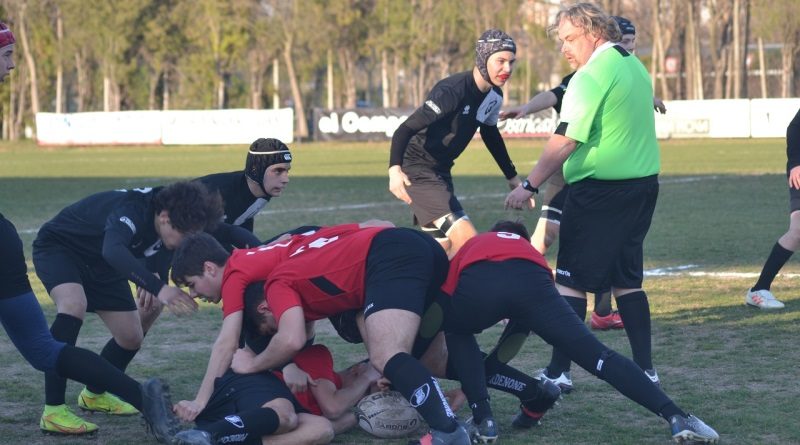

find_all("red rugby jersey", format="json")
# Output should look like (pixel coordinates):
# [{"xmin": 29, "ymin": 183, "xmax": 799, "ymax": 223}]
[
  {"xmin": 265, "ymin": 225, "xmax": 389, "ymax": 323},
  {"xmin": 441, "ymin": 231, "xmax": 551, "ymax": 295},
  {"xmin": 274, "ymin": 344, "xmax": 342, "ymax": 416}
]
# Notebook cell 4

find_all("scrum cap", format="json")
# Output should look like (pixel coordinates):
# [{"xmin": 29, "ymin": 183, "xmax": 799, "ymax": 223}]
[{"xmin": 475, "ymin": 29, "xmax": 516, "ymax": 85}]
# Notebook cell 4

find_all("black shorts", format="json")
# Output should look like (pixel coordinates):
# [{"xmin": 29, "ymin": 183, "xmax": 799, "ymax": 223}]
[
  {"xmin": 444, "ymin": 260, "xmax": 590, "ymax": 347},
  {"xmin": 789, "ymin": 184, "xmax": 800, "ymax": 212},
  {"xmin": 405, "ymin": 168, "xmax": 464, "ymax": 226},
  {"xmin": 0, "ymin": 214, "xmax": 33, "ymax": 299},
  {"xmin": 556, "ymin": 175, "xmax": 659, "ymax": 293},
  {"xmin": 32, "ymin": 238, "xmax": 136, "ymax": 312},
  {"xmin": 363, "ymin": 228, "xmax": 449, "ymax": 318},
  {"xmin": 196, "ymin": 370, "xmax": 304, "ymax": 445}
]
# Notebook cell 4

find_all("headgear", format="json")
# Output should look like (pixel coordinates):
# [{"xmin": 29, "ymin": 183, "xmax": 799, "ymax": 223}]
[
  {"xmin": 0, "ymin": 22, "xmax": 15, "ymax": 48},
  {"xmin": 613, "ymin": 16, "xmax": 635, "ymax": 36},
  {"xmin": 245, "ymin": 138, "xmax": 292, "ymax": 196},
  {"xmin": 475, "ymin": 29, "xmax": 516, "ymax": 86}
]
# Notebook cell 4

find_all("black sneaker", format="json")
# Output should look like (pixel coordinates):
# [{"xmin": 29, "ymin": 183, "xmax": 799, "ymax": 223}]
[
  {"xmin": 140, "ymin": 378, "xmax": 181, "ymax": 443},
  {"xmin": 408, "ymin": 423, "xmax": 471, "ymax": 445},
  {"xmin": 669, "ymin": 414, "xmax": 719, "ymax": 444},
  {"xmin": 465, "ymin": 416, "xmax": 498, "ymax": 444},
  {"xmin": 172, "ymin": 429, "xmax": 213, "ymax": 445}
]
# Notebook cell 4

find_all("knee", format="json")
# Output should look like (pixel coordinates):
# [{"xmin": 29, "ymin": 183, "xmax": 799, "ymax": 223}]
[
  {"xmin": 304, "ymin": 414, "xmax": 335, "ymax": 445},
  {"xmin": 114, "ymin": 332, "xmax": 144, "ymax": 350},
  {"xmin": 56, "ymin": 299, "xmax": 87, "ymax": 318},
  {"xmin": 266, "ymin": 399, "xmax": 298, "ymax": 432}
]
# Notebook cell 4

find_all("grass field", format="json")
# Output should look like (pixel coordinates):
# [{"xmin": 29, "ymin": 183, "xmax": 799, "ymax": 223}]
[{"xmin": 0, "ymin": 138, "xmax": 798, "ymax": 445}]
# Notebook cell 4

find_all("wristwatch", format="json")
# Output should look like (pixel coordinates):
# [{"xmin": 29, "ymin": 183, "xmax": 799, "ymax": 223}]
[{"xmin": 521, "ymin": 179, "xmax": 539, "ymax": 194}]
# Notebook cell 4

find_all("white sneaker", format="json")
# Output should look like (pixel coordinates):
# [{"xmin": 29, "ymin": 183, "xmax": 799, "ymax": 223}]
[
  {"xmin": 745, "ymin": 289, "xmax": 785, "ymax": 309},
  {"xmin": 534, "ymin": 368, "xmax": 573, "ymax": 393},
  {"xmin": 644, "ymin": 369, "xmax": 660, "ymax": 387}
]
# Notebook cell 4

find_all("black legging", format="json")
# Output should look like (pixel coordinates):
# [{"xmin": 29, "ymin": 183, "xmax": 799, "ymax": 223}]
[{"xmin": 444, "ymin": 259, "xmax": 676, "ymax": 419}]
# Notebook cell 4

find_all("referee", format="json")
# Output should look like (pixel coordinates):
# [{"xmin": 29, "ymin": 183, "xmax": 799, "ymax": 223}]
[{"xmin": 506, "ymin": 2, "xmax": 661, "ymax": 388}]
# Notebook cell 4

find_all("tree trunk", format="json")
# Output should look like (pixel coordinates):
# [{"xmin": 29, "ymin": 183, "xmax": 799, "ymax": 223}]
[
  {"xmin": 18, "ymin": 4, "xmax": 39, "ymax": 117},
  {"xmin": 390, "ymin": 52, "xmax": 399, "ymax": 107},
  {"xmin": 758, "ymin": 37, "xmax": 767, "ymax": 98},
  {"xmin": 217, "ymin": 77, "xmax": 225, "ymax": 109},
  {"xmin": 149, "ymin": 73, "xmax": 158, "ymax": 110},
  {"xmin": 781, "ymin": 45, "xmax": 795, "ymax": 98},
  {"xmin": 162, "ymin": 69, "xmax": 170, "ymax": 110},
  {"xmin": 272, "ymin": 58, "xmax": 279, "ymax": 110},
  {"xmin": 339, "ymin": 48, "xmax": 357, "ymax": 108},
  {"xmin": 416, "ymin": 60, "xmax": 426, "ymax": 107},
  {"xmin": 732, "ymin": 0, "xmax": 741, "ymax": 98},
  {"xmin": 381, "ymin": 50, "xmax": 389, "ymax": 108},
  {"xmin": 327, "ymin": 49, "xmax": 334, "ymax": 109},
  {"xmin": 103, "ymin": 73, "xmax": 111, "ymax": 112},
  {"xmin": 283, "ymin": 35, "xmax": 308, "ymax": 138},
  {"xmin": 56, "ymin": 6, "xmax": 64, "ymax": 113},
  {"xmin": 741, "ymin": 0, "xmax": 751, "ymax": 98},
  {"xmin": 75, "ymin": 52, "xmax": 86, "ymax": 112}
]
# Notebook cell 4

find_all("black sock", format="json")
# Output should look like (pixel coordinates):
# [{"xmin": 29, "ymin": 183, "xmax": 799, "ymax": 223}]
[
  {"xmin": 547, "ymin": 296, "xmax": 586, "ymax": 376},
  {"xmin": 87, "ymin": 339, "xmax": 139, "ymax": 394},
  {"xmin": 55, "ymin": 345, "xmax": 143, "ymax": 409},
  {"xmin": 484, "ymin": 356, "xmax": 559, "ymax": 413},
  {"xmin": 753, "ymin": 242, "xmax": 794, "ymax": 291},
  {"xmin": 445, "ymin": 332, "xmax": 490, "ymax": 422},
  {"xmin": 201, "ymin": 408, "xmax": 279, "ymax": 443},
  {"xmin": 469, "ymin": 399, "xmax": 492, "ymax": 424},
  {"xmin": 46, "ymin": 313, "xmax": 83, "ymax": 406},
  {"xmin": 616, "ymin": 291, "xmax": 652, "ymax": 370},
  {"xmin": 594, "ymin": 291, "xmax": 613, "ymax": 317},
  {"xmin": 384, "ymin": 352, "xmax": 456, "ymax": 433}
]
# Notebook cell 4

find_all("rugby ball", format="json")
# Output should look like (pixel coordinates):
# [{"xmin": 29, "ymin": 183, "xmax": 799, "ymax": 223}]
[{"xmin": 355, "ymin": 391, "xmax": 423, "ymax": 438}]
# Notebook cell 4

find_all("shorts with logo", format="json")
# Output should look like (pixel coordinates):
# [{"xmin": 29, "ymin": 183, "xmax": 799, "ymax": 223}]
[
  {"xmin": 363, "ymin": 228, "xmax": 449, "ymax": 318},
  {"xmin": 196, "ymin": 370, "xmax": 305, "ymax": 445},
  {"xmin": 404, "ymin": 167, "xmax": 464, "ymax": 227},
  {"xmin": 555, "ymin": 175, "xmax": 658, "ymax": 293},
  {"xmin": 32, "ymin": 236, "xmax": 136, "ymax": 312}
]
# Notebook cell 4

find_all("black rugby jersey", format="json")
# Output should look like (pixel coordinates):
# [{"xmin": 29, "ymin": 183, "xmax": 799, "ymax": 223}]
[
  {"xmin": 390, "ymin": 71, "xmax": 516, "ymax": 178},
  {"xmin": 195, "ymin": 171, "xmax": 264, "ymax": 248},
  {"xmin": 35, "ymin": 187, "xmax": 167, "ymax": 295}
]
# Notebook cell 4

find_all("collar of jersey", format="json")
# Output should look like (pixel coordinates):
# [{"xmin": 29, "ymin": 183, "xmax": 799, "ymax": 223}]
[{"xmin": 582, "ymin": 41, "xmax": 617, "ymax": 70}]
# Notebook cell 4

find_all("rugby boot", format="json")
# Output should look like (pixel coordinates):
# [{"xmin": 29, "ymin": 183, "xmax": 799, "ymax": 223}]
[
  {"xmin": 465, "ymin": 416, "xmax": 498, "ymax": 444},
  {"xmin": 141, "ymin": 378, "xmax": 181, "ymax": 443},
  {"xmin": 669, "ymin": 414, "xmax": 719, "ymax": 444},
  {"xmin": 78, "ymin": 387, "xmax": 139, "ymax": 415},
  {"xmin": 40, "ymin": 404, "xmax": 99, "ymax": 435},
  {"xmin": 535, "ymin": 368, "xmax": 573, "ymax": 394},
  {"xmin": 172, "ymin": 429, "xmax": 213, "ymax": 445},
  {"xmin": 409, "ymin": 423, "xmax": 471, "ymax": 445},
  {"xmin": 745, "ymin": 289, "xmax": 785, "ymax": 309},
  {"xmin": 511, "ymin": 405, "xmax": 544, "ymax": 429},
  {"xmin": 590, "ymin": 311, "xmax": 625, "ymax": 330}
]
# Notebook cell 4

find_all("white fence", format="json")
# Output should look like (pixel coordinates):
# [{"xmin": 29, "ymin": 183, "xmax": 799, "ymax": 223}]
[{"xmin": 35, "ymin": 108, "xmax": 294, "ymax": 146}]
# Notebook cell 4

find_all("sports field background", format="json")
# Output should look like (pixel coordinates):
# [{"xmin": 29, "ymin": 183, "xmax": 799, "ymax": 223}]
[{"xmin": 0, "ymin": 138, "xmax": 798, "ymax": 444}]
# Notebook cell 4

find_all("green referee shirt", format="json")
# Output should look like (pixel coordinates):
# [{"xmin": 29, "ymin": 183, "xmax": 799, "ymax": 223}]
[{"xmin": 559, "ymin": 42, "xmax": 660, "ymax": 184}]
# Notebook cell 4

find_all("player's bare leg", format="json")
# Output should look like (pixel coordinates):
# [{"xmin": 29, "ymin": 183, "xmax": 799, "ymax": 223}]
[{"xmin": 443, "ymin": 218, "xmax": 478, "ymax": 258}]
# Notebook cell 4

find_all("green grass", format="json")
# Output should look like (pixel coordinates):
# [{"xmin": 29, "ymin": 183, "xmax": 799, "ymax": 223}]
[{"xmin": 0, "ymin": 138, "xmax": 798, "ymax": 444}]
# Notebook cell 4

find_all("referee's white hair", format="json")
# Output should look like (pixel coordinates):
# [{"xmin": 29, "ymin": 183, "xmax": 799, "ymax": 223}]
[{"xmin": 548, "ymin": 2, "xmax": 621, "ymax": 43}]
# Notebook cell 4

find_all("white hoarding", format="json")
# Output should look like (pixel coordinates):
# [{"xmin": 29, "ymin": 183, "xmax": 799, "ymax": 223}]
[
  {"xmin": 749, "ymin": 99, "xmax": 800, "ymax": 138},
  {"xmin": 160, "ymin": 109, "xmax": 294, "ymax": 145},
  {"xmin": 36, "ymin": 111, "xmax": 163, "ymax": 146},
  {"xmin": 654, "ymin": 99, "xmax": 751, "ymax": 139}
]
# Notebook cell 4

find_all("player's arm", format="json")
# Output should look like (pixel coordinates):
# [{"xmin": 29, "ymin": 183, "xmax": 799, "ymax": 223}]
[
  {"xmin": 388, "ymin": 86, "xmax": 460, "ymax": 203},
  {"xmin": 102, "ymin": 215, "xmax": 196, "ymax": 315},
  {"xmin": 499, "ymin": 90, "xmax": 559, "ymax": 120},
  {"xmin": 505, "ymin": 132, "xmax": 577, "ymax": 210},
  {"xmin": 479, "ymin": 124, "xmax": 519, "ymax": 190},
  {"xmin": 311, "ymin": 364, "xmax": 379, "ymax": 420},
  {"xmin": 174, "ymin": 310, "xmax": 243, "ymax": 422},
  {"xmin": 211, "ymin": 222, "xmax": 262, "ymax": 249},
  {"xmin": 232, "ymin": 306, "xmax": 307, "ymax": 374}
]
